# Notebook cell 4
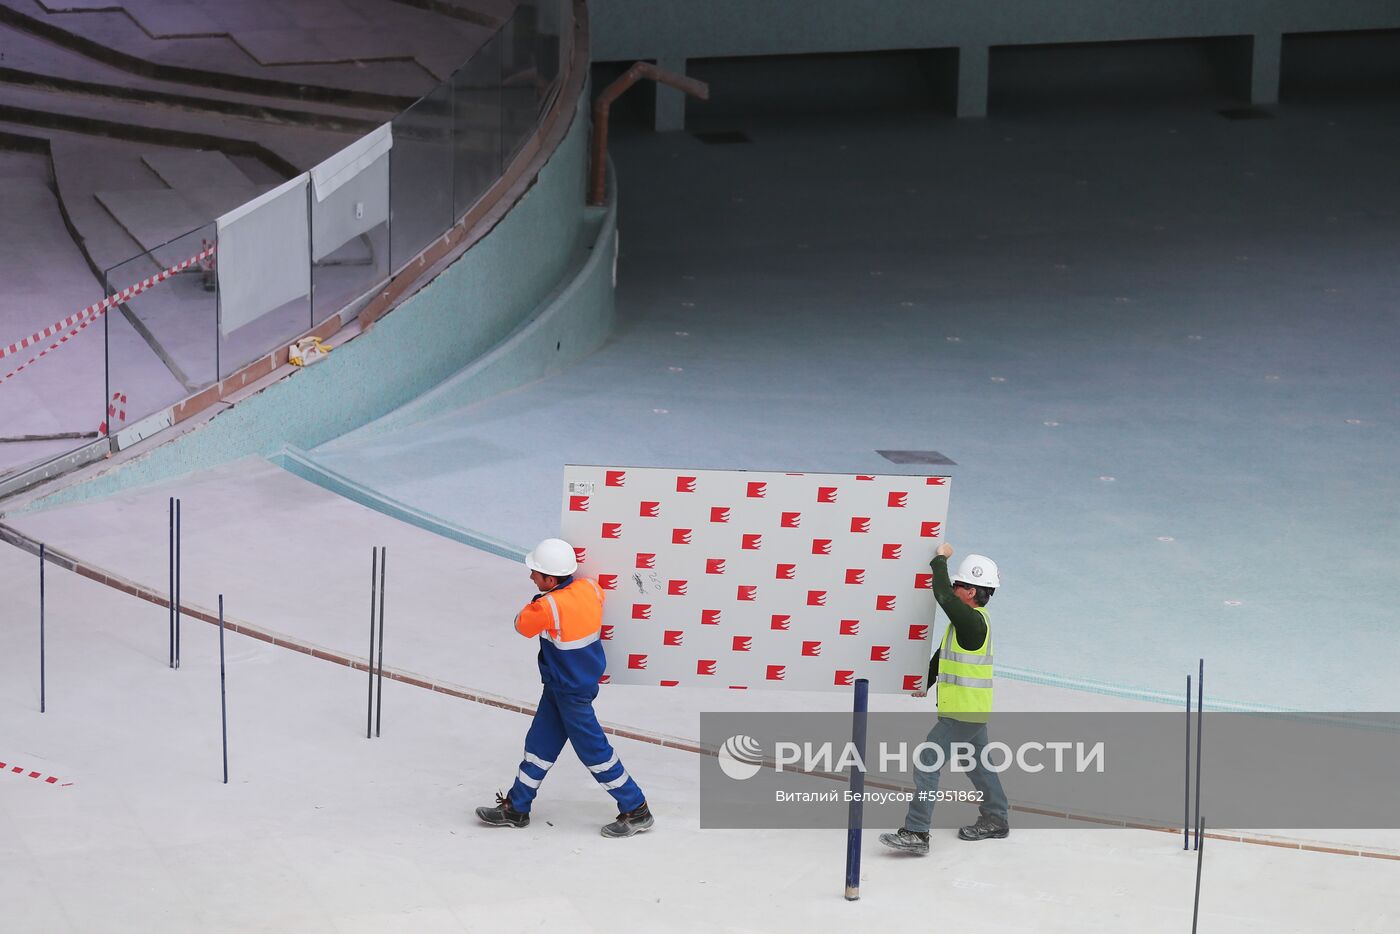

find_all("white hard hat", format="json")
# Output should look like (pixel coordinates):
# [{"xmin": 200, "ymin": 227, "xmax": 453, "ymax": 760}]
[
  {"xmin": 953, "ymin": 554, "xmax": 999, "ymax": 589},
  {"xmin": 525, "ymin": 538, "xmax": 578, "ymax": 577}
]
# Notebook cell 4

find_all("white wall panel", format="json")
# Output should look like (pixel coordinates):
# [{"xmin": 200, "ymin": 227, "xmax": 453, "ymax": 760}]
[{"xmin": 559, "ymin": 465, "xmax": 951, "ymax": 694}]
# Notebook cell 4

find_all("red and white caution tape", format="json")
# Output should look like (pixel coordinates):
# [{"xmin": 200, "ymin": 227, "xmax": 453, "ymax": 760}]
[
  {"xmin": 0, "ymin": 759, "xmax": 73, "ymax": 787},
  {"xmin": 1, "ymin": 244, "xmax": 216, "ymax": 385},
  {"xmin": 98, "ymin": 390, "xmax": 128, "ymax": 437}
]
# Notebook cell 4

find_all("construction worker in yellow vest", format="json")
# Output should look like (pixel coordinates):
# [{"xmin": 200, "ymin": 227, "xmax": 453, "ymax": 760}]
[{"xmin": 880, "ymin": 542, "xmax": 1008, "ymax": 855}]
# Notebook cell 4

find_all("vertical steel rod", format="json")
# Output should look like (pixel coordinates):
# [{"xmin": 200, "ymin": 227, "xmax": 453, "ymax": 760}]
[
  {"xmin": 1184, "ymin": 674, "xmax": 1191, "ymax": 849},
  {"xmin": 367, "ymin": 547, "xmax": 378, "ymax": 739},
  {"xmin": 175, "ymin": 499, "xmax": 182, "ymax": 669},
  {"xmin": 168, "ymin": 497, "xmax": 175, "ymax": 669},
  {"xmin": 1191, "ymin": 815, "xmax": 1206, "ymax": 932},
  {"xmin": 1194, "ymin": 658, "xmax": 1203, "ymax": 849},
  {"xmin": 375, "ymin": 547, "xmax": 386, "ymax": 738},
  {"xmin": 39, "ymin": 543, "xmax": 46, "ymax": 713},
  {"xmin": 219, "ymin": 594, "xmax": 228, "ymax": 785},
  {"xmin": 844, "ymin": 677, "xmax": 869, "ymax": 901}
]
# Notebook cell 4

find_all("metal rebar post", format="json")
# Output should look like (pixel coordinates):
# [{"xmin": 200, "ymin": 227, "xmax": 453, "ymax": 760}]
[
  {"xmin": 39, "ymin": 543, "xmax": 46, "ymax": 713},
  {"xmin": 219, "ymin": 594, "xmax": 228, "ymax": 784},
  {"xmin": 175, "ymin": 499, "xmax": 182, "ymax": 668},
  {"xmin": 375, "ymin": 547, "xmax": 386, "ymax": 738},
  {"xmin": 1184, "ymin": 674, "xmax": 1191, "ymax": 849},
  {"xmin": 1191, "ymin": 815, "xmax": 1206, "ymax": 932},
  {"xmin": 169, "ymin": 497, "xmax": 175, "ymax": 668},
  {"xmin": 367, "ymin": 547, "xmax": 378, "ymax": 739},
  {"xmin": 1194, "ymin": 659, "xmax": 1203, "ymax": 849}
]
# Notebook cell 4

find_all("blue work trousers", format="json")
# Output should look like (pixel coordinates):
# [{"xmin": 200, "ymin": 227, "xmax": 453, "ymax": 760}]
[{"xmin": 507, "ymin": 686, "xmax": 645, "ymax": 814}]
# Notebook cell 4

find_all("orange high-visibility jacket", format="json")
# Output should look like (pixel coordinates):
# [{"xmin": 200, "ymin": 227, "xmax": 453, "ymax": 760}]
[{"xmin": 515, "ymin": 577, "xmax": 607, "ymax": 693}]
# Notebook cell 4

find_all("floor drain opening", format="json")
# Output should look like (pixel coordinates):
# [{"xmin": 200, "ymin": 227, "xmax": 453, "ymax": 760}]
[{"xmin": 877, "ymin": 450, "xmax": 956, "ymax": 466}]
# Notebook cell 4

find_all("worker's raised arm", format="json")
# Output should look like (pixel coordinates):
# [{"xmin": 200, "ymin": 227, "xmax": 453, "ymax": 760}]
[
  {"xmin": 514, "ymin": 600, "xmax": 551, "ymax": 638},
  {"xmin": 930, "ymin": 550, "xmax": 987, "ymax": 652}
]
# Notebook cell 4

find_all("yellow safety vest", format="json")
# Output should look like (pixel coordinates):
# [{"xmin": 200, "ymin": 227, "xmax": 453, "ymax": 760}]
[{"xmin": 936, "ymin": 606, "xmax": 992, "ymax": 722}]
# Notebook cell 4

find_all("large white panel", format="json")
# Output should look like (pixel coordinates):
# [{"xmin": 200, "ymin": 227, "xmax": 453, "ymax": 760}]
[
  {"xmin": 216, "ymin": 174, "xmax": 310, "ymax": 335},
  {"xmin": 310, "ymin": 151, "xmax": 389, "ymax": 262},
  {"xmin": 559, "ymin": 465, "xmax": 952, "ymax": 694}
]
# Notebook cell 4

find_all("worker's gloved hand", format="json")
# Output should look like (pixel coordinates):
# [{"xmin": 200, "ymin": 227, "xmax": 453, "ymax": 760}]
[
  {"xmin": 936, "ymin": 542, "xmax": 954, "ymax": 560},
  {"xmin": 911, "ymin": 689, "xmax": 928, "ymax": 699}
]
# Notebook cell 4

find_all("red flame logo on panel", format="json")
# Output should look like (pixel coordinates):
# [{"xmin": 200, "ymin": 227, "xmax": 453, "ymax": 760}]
[
  {"xmin": 598, "ymin": 574, "xmax": 618, "ymax": 590},
  {"xmin": 850, "ymin": 517, "xmax": 871, "ymax": 533},
  {"xmin": 807, "ymin": 590, "xmax": 828, "ymax": 607},
  {"xmin": 775, "ymin": 563, "xmax": 797, "ymax": 580},
  {"xmin": 908, "ymin": 625, "xmax": 929, "ymax": 641},
  {"xmin": 835, "ymin": 670, "xmax": 855, "ymax": 686},
  {"xmin": 605, "ymin": 470, "xmax": 626, "ymax": 487},
  {"xmin": 920, "ymin": 521, "xmax": 943, "ymax": 538},
  {"xmin": 856, "ymin": 475, "xmax": 876, "ymax": 481},
  {"xmin": 698, "ymin": 659, "xmax": 717, "ymax": 675},
  {"xmin": 600, "ymin": 625, "xmax": 614, "ymax": 640},
  {"xmin": 701, "ymin": 609, "xmax": 722, "ymax": 625},
  {"xmin": 599, "ymin": 674, "xmax": 611, "ymax": 684},
  {"xmin": 732, "ymin": 636, "xmax": 752, "ymax": 652},
  {"xmin": 845, "ymin": 568, "xmax": 866, "ymax": 585},
  {"xmin": 870, "ymin": 645, "xmax": 891, "ymax": 662},
  {"xmin": 771, "ymin": 614, "xmax": 792, "ymax": 631},
  {"xmin": 780, "ymin": 512, "xmax": 801, "ymax": 528},
  {"xmin": 903, "ymin": 674, "xmax": 924, "ymax": 691},
  {"xmin": 817, "ymin": 486, "xmax": 838, "ymax": 503},
  {"xmin": 876, "ymin": 595, "xmax": 897, "ymax": 611},
  {"xmin": 677, "ymin": 476, "xmax": 697, "ymax": 493},
  {"xmin": 881, "ymin": 543, "xmax": 903, "ymax": 560},
  {"xmin": 569, "ymin": 495, "xmax": 590, "ymax": 512},
  {"xmin": 660, "ymin": 680, "xmax": 679, "ymax": 687},
  {"xmin": 632, "ymin": 604, "xmax": 652, "ymax": 620},
  {"xmin": 640, "ymin": 501, "xmax": 661, "ymax": 518},
  {"xmin": 801, "ymin": 640, "xmax": 822, "ymax": 657},
  {"xmin": 742, "ymin": 534, "xmax": 763, "ymax": 550},
  {"xmin": 672, "ymin": 528, "xmax": 692, "ymax": 545},
  {"xmin": 926, "ymin": 477, "xmax": 947, "ymax": 486},
  {"xmin": 747, "ymin": 481, "xmax": 767, "ymax": 498},
  {"xmin": 668, "ymin": 580, "xmax": 689, "ymax": 596},
  {"xmin": 706, "ymin": 558, "xmax": 726, "ymax": 575},
  {"xmin": 663, "ymin": 630, "xmax": 684, "ymax": 646},
  {"xmin": 628, "ymin": 654, "xmax": 648, "ymax": 670},
  {"xmin": 710, "ymin": 506, "xmax": 731, "ymax": 523},
  {"xmin": 737, "ymin": 585, "xmax": 758, "ymax": 602},
  {"xmin": 915, "ymin": 573, "xmax": 933, "ymax": 590},
  {"xmin": 766, "ymin": 665, "xmax": 786, "ymax": 681},
  {"xmin": 888, "ymin": 492, "xmax": 909, "ymax": 508},
  {"xmin": 602, "ymin": 522, "xmax": 622, "ymax": 539},
  {"xmin": 574, "ymin": 546, "xmax": 588, "ymax": 564},
  {"xmin": 839, "ymin": 619, "xmax": 860, "ymax": 636},
  {"xmin": 636, "ymin": 552, "xmax": 656, "ymax": 569},
  {"xmin": 812, "ymin": 538, "xmax": 833, "ymax": 555}
]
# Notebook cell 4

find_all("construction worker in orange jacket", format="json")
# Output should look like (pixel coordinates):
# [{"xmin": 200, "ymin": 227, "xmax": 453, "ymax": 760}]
[{"xmin": 476, "ymin": 537, "xmax": 653, "ymax": 837}]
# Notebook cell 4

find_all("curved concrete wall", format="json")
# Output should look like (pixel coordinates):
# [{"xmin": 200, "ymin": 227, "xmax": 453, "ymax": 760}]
[{"xmin": 23, "ymin": 88, "xmax": 616, "ymax": 513}]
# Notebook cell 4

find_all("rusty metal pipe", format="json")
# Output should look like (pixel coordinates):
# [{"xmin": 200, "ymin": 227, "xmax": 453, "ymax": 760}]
[{"xmin": 589, "ymin": 62, "xmax": 709, "ymax": 206}]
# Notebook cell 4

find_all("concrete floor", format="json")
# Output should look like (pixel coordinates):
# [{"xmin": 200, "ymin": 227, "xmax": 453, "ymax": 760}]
[{"xmin": 3, "ymin": 459, "xmax": 1397, "ymax": 932}]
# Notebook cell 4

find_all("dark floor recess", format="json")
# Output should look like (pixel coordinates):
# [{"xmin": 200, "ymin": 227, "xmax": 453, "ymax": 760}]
[
  {"xmin": 1218, "ymin": 107, "xmax": 1276, "ymax": 120},
  {"xmin": 692, "ymin": 130, "xmax": 752, "ymax": 144},
  {"xmin": 877, "ymin": 450, "xmax": 957, "ymax": 466}
]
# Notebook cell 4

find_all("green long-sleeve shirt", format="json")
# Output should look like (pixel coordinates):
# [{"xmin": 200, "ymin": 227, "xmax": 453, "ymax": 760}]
[{"xmin": 925, "ymin": 554, "xmax": 988, "ymax": 687}]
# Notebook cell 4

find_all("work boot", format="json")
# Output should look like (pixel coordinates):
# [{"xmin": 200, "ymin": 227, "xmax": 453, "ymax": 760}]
[
  {"xmin": 476, "ymin": 792, "xmax": 529, "ymax": 828},
  {"xmin": 601, "ymin": 801, "xmax": 654, "ymax": 838},
  {"xmin": 958, "ymin": 813, "xmax": 1009, "ymax": 841},
  {"xmin": 878, "ymin": 828, "xmax": 930, "ymax": 855}
]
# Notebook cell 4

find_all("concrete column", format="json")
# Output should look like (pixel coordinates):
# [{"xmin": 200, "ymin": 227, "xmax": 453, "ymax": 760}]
[
  {"xmin": 654, "ymin": 55, "xmax": 688, "ymax": 132},
  {"xmin": 956, "ymin": 45, "xmax": 990, "ymax": 119},
  {"xmin": 1250, "ymin": 32, "xmax": 1282, "ymax": 106}
]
